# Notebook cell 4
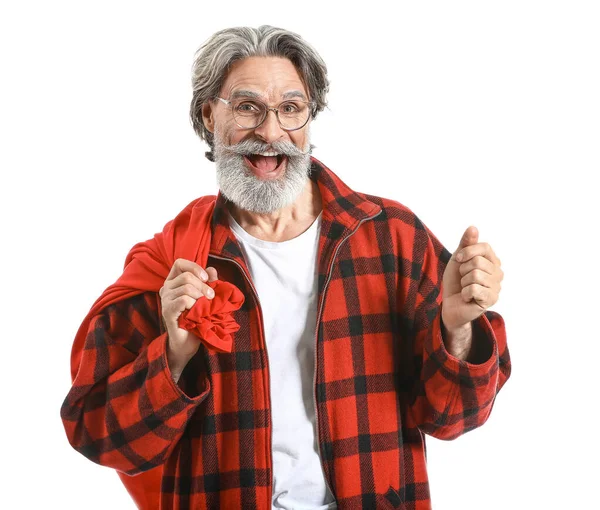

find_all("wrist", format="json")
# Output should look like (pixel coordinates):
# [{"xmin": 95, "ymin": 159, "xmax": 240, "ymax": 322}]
[
  {"xmin": 441, "ymin": 320, "xmax": 473, "ymax": 360},
  {"xmin": 166, "ymin": 336, "xmax": 194, "ymax": 381}
]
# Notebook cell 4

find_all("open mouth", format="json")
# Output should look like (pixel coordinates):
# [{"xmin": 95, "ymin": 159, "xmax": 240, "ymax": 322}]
[{"xmin": 243, "ymin": 153, "xmax": 286, "ymax": 175}]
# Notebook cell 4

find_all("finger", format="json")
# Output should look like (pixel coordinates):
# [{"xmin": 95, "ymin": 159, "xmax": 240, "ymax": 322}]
[
  {"xmin": 167, "ymin": 272, "xmax": 215, "ymax": 299},
  {"xmin": 458, "ymin": 255, "xmax": 496, "ymax": 277},
  {"xmin": 168, "ymin": 271, "xmax": 205, "ymax": 289},
  {"xmin": 162, "ymin": 294, "xmax": 197, "ymax": 324},
  {"xmin": 170, "ymin": 294, "xmax": 197, "ymax": 313},
  {"xmin": 460, "ymin": 268, "xmax": 496, "ymax": 289},
  {"xmin": 165, "ymin": 258, "xmax": 209, "ymax": 283},
  {"xmin": 168, "ymin": 282, "xmax": 205, "ymax": 301},
  {"xmin": 455, "ymin": 225, "xmax": 479, "ymax": 253},
  {"xmin": 205, "ymin": 266, "xmax": 219, "ymax": 282},
  {"xmin": 461, "ymin": 284, "xmax": 493, "ymax": 308},
  {"xmin": 456, "ymin": 242, "xmax": 501, "ymax": 266}
]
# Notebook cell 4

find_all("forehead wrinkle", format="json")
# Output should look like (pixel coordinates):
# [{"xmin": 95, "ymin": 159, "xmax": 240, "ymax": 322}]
[
  {"xmin": 220, "ymin": 56, "xmax": 308, "ymax": 101},
  {"xmin": 226, "ymin": 86, "xmax": 308, "ymax": 103}
]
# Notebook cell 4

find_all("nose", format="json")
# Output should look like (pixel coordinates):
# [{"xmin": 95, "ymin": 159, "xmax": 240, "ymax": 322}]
[{"xmin": 253, "ymin": 108, "xmax": 286, "ymax": 145}]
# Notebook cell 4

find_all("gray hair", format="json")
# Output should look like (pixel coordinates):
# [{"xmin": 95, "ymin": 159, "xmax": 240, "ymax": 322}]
[{"xmin": 189, "ymin": 25, "xmax": 329, "ymax": 154}]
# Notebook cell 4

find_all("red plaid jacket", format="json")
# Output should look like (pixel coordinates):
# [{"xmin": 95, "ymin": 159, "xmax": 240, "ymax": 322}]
[{"xmin": 61, "ymin": 157, "xmax": 511, "ymax": 509}]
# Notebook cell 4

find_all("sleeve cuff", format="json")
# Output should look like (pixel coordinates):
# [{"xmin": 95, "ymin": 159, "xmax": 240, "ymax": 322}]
[
  {"xmin": 148, "ymin": 331, "xmax": 211, "ymax": 405},
  {"xmin": 430, "ymin": 309, "xmax": 499, "ymax": 376}
]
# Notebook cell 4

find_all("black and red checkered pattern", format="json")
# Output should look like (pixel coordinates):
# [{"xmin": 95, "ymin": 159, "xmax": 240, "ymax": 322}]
[{"xmin": 61, "ymin": 157, "xmax": 511, "ymax": 509}]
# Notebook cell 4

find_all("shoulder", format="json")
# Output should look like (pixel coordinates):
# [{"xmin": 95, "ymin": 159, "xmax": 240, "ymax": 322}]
[
  {"xmin": 357, "ymin": 190, "xmax": 427, "ymax": 232},
  {"xmin": 174, "ymin": 194, "xmax": 218, "ymax": 221},
  {"xmin": 357, "ymin": 190, "xmax": 451, "ymax": 263}
]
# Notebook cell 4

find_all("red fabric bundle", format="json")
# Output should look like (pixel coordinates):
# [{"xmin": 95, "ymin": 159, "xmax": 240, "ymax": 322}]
[{"xmin": 67, "ymin": 195, "xmax": 245, "ymax": 508}]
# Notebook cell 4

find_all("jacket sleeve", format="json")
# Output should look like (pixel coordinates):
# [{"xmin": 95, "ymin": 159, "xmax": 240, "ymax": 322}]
[
  {"xmin": 404, "ymin": 217, "xmax": 512, "ymax": 440},
  {"xmin": 60, "ymin": 291, "xmax": 211, "ymax": 475}
]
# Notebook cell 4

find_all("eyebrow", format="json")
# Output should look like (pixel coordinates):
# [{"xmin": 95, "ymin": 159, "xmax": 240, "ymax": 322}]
[
  {"xmin": 282, "ymin": 90, "xmax": 308, "ymax": 101},
  {"xmin": 229, "ymin": 90, "xmax": 262, "ymax": 100},
  {"xmin": 229, "ymin": 89, "xmax": 308, "ymax": 101}
]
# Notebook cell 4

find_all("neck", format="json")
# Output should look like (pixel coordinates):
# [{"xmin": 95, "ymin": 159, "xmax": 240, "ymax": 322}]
[{"xmin": 227, "ymin": 178, "xmax": 322, "ymax": 242}]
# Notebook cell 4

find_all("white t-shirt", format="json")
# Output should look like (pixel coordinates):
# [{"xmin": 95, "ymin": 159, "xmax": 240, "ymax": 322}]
[{"xmin": 227, "ymin": 208, "xmax": 337, "ymax": 510}]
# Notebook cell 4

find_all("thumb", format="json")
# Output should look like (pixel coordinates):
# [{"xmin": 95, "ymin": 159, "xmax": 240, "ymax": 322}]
[{"xmin": 456, "ymin": 225, "xmax": 479, "ymax": 252}]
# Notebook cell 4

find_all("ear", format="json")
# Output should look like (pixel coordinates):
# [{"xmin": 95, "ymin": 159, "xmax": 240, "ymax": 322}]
[{"xmin": 202, "ymin": 102, "xmax": 215, "ymax": 133}]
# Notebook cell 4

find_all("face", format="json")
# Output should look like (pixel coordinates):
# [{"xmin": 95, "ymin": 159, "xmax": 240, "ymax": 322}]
[{"xmin": 202, "ymin": 57, "xmax": 313, "ymax": 214}]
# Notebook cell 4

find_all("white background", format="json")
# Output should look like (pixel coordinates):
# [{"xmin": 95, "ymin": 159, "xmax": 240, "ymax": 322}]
[{"xmin": 1, "ymin": 1, "xmax": 598, "ymax": 508}]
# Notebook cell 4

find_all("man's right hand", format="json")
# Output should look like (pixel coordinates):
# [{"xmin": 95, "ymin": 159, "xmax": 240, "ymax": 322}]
[{"xmin": 159, "ymin": 258, "xmax": 218, "ymax": 381}]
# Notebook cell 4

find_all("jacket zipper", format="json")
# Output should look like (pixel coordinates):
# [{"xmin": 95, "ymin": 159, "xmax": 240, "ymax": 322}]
[
  {"xmin": 209, "ymin": 206, "xmax": 381, "ymax": 507},
  {"xmin": 313, "ymin": 208, "xmax": 383, "ymax": 501},
  {"xmin": 208, "ymin": 253, "xmax": 274, "ymax": 506}
]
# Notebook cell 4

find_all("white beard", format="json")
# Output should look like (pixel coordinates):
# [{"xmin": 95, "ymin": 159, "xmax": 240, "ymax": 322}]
[{"xmin": 212, "ymin": 128, "xmax": 313, "ymax": 214}]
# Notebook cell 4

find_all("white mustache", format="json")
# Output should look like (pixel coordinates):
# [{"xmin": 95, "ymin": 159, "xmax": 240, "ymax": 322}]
[{"xmin": 223, "ymin": 140, "xmax": 313, "ymax": 158}]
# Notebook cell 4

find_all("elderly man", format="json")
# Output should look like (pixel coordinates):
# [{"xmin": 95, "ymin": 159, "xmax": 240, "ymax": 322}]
[{"xmin": 61, "ymin": 25, "xmax": 511, "ymax": 510}]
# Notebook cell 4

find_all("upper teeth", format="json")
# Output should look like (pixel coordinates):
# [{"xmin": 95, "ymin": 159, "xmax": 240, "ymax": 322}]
[{"xmin": 256, "ymin": 152, "xmax": 279, "ymax": 157}]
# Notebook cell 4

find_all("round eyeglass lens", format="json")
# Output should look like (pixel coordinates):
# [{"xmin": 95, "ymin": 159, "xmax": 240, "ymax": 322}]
[{"xmin": 232, "ymin": 100, "xmax": 310, "ymax": 130}]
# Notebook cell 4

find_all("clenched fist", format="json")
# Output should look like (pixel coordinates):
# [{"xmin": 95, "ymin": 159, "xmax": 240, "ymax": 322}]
[{"xmin": 159, "ymin": 258, "xmax": 219, "ymax": 382}]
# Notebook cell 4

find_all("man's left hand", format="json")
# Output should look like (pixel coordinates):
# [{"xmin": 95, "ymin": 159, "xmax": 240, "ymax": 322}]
[{"xmin": 441, "ymin": 226, "xmax": 503, "ymax": 332}]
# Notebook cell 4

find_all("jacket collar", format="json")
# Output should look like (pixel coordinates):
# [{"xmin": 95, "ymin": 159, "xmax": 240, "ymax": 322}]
[{"xmin": 208, "ymin": 156, "xmax": 382, "ymax": 262}]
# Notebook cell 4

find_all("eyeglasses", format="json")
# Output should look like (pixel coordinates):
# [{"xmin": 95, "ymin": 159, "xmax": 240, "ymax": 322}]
[{"xmin": 216, "ymin": 96, "xmax": 315, "ymax": 131}]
